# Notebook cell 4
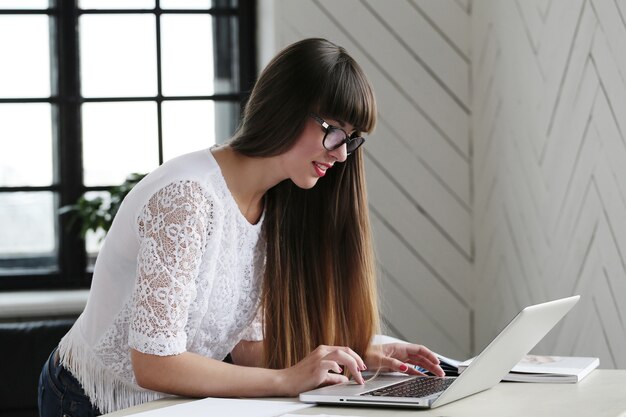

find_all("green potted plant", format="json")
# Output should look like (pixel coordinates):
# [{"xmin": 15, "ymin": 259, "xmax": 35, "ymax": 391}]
[{"xmin": 61, "ymin": 173, "xmax": 147, "ymax": 239}]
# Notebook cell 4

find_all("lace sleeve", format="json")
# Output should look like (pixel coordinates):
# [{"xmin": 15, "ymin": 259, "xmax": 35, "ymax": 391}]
[
  {"xmin": 129, "ymin": 180, "xmax": 213, "ymax": 356},
  {"xmin": 239, "ymin": 305, "xmax": 264, "ymax": 341}
]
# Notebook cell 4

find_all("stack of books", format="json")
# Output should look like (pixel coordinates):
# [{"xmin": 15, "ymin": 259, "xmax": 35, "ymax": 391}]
[{"xmin": 435, "ymin": 353, "xmax": 599, "ymax": 383}]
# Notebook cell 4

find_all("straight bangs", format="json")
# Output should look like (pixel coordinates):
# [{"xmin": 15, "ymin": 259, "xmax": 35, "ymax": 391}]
[{"xmin": 316, "ymin": 58, "xmax": 377, "ymax": 134}]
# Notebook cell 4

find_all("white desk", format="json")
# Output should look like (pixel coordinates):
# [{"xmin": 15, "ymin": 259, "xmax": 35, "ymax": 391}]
[{"xmin": 104, "ymin": 370, "xmax": 626, "ymax": 417}]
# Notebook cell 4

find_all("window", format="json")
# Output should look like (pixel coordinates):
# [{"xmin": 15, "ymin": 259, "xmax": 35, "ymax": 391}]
[{"xmin": 0, "ymin": 0, "xmax": 256, "ymax": 290}]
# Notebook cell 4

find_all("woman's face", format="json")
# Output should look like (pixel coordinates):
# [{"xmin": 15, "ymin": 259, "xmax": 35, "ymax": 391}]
[{"xmin": 280, "ymin": 115, "xmax": 354, "ymax": 189}]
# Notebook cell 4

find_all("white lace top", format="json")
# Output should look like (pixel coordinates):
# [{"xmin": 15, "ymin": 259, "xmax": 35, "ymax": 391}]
[{"xmin": 58, "ymin": 149, "xmax": 266, "ymax": 414}]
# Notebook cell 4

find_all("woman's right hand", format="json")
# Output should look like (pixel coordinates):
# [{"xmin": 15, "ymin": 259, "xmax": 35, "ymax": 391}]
[{"xmin": 278, "ymin": 345, "xmax": 367, "ymax": 397}]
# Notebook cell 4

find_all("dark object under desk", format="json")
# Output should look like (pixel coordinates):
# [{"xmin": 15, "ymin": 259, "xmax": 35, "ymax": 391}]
[{"xmin": 0, "ymin": 318, "xmax": 75, "ymax": 417}]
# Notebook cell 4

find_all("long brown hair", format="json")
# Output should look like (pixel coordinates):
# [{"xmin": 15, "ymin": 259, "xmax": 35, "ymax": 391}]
[{"xmin": 230, "ymin": 38, "xmax": 379, "ymax": 369}]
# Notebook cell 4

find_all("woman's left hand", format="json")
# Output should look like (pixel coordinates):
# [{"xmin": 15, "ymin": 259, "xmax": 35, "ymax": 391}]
[{"xmin": 364, "ymin": 343, "xmax": 446, "ymax": 377}]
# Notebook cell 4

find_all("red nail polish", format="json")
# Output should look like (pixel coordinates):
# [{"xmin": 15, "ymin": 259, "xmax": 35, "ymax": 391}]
[{"xmin": 399, "ymin": 364, "xmax": 408, "ymax": 372}]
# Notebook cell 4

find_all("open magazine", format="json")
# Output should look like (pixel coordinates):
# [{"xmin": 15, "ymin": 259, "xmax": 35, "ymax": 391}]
[{"xmin": 435, "ymin": 353, "xmax": 599, "ymax": 383}]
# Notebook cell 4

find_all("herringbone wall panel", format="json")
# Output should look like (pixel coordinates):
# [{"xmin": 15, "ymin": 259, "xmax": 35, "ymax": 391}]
[
  {"xmin": 267, "ymin": 0, "xmax": 473, "ymax": 360},
  {"xmin": 265, "ymin": 0, "xmax": 626, "ymax": 368},
  {"xmin": 472, "ymin": 0, "xmax": 626, "ymax": 368}
]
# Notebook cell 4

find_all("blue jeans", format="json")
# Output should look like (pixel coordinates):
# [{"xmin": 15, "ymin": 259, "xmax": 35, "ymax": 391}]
[{"xmin": 38, "ymin": 347, "xmax": 102, "ymax": 417}]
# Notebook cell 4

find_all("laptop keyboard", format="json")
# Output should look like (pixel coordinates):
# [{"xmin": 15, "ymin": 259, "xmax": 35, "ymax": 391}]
[{"xmin": 362, "ymin": 376, "xmax": 454, "ymax": 398}]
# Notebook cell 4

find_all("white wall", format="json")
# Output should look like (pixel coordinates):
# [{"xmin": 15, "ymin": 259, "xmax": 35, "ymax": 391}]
[
  {"xmin": 261, "ymin": 0, "xmax": 626, "ymax": 368},
  {"xmin": 472, "ymin": 0, "xmax": 626, "ymax": 368}
]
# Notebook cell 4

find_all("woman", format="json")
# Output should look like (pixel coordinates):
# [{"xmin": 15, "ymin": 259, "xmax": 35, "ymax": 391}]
[{"xmin": 38, "ymin": 38, "xmax": 444, "ymax": 417}]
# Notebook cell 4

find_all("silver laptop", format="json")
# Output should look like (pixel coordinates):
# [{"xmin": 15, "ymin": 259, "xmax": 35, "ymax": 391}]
[{"xmin": 300, "ymin": 295, "xmax": 580, "ymax": 409}]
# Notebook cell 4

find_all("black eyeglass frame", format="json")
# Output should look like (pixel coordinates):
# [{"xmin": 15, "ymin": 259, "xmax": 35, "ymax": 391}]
[{"xmin": 309, "ymin": 113, "xmax": 366, "ymax": 155}]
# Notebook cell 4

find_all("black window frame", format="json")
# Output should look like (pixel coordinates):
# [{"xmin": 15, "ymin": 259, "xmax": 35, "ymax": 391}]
[{"xmin": 0, "ymin": 0, "xmax": 257, "ymax": 291}]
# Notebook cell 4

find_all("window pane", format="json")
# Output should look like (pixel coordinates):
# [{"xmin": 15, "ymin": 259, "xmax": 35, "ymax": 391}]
[
  {"xmin": 0, "ymin": 0, "xmax": 48, "ymax": 9},
  {"xmin": 160, "ymin": 0, "xmax": 238, "ymax": 8},
  {"xmin": 0, "ymin": 103, "xmax": 53, "ymax": 187},
  {"xmin": 162, "ymin": 100, "xmax": 239, "ymax": 161},
  {"xmin": 161, "ymin": 15, "xmax": 238, "ymax": 95},
  {"xmin": 161, "ymin": 14, "xmax": 213, "ymax": 96},
  {"xmin": 213, "ymin": 17, "xmax": 239, "ymax": 93},
  {"xmin": 82, "ymin": 191, "xmax": 108, "ymax": 271},
  {"xmin": 82, "ymin": 102, "xmax": 158, "ymax": 186},
  {"xmin": 160, "ymin": 0, "xmax": 211, "ymax": 9},
  {"xmin": 0, "ymin": 15, "xmax": 50, "ymax": 98},
  {"xmin": 0, "ymin": 192, "xmax": 57, "ymax": 275},
  {"xmin": 79, "ymin": 0, "xmax": 155, "ymax": 9},
  {"xmin": 80, "ymin": 14, "xmax": 157, "ymax": 98},
  {"xmin": 214, "ymin": 100, "xmax": 240, "ymax": 144},
  {"xmin": 162, "ymin": 100, "xmax": 214, "ymax": 161}
]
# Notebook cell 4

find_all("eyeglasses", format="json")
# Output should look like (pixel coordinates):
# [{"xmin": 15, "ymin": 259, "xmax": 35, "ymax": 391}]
[{"xmin": 310, "ymin": 113, "xmax": 366, "ymax": 155}]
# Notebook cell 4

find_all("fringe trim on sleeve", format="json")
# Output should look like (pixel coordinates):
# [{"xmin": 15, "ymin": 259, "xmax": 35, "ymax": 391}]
[{"xmin": 58, "ymin": 325, "xmax": 169, "ymax": 414}]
